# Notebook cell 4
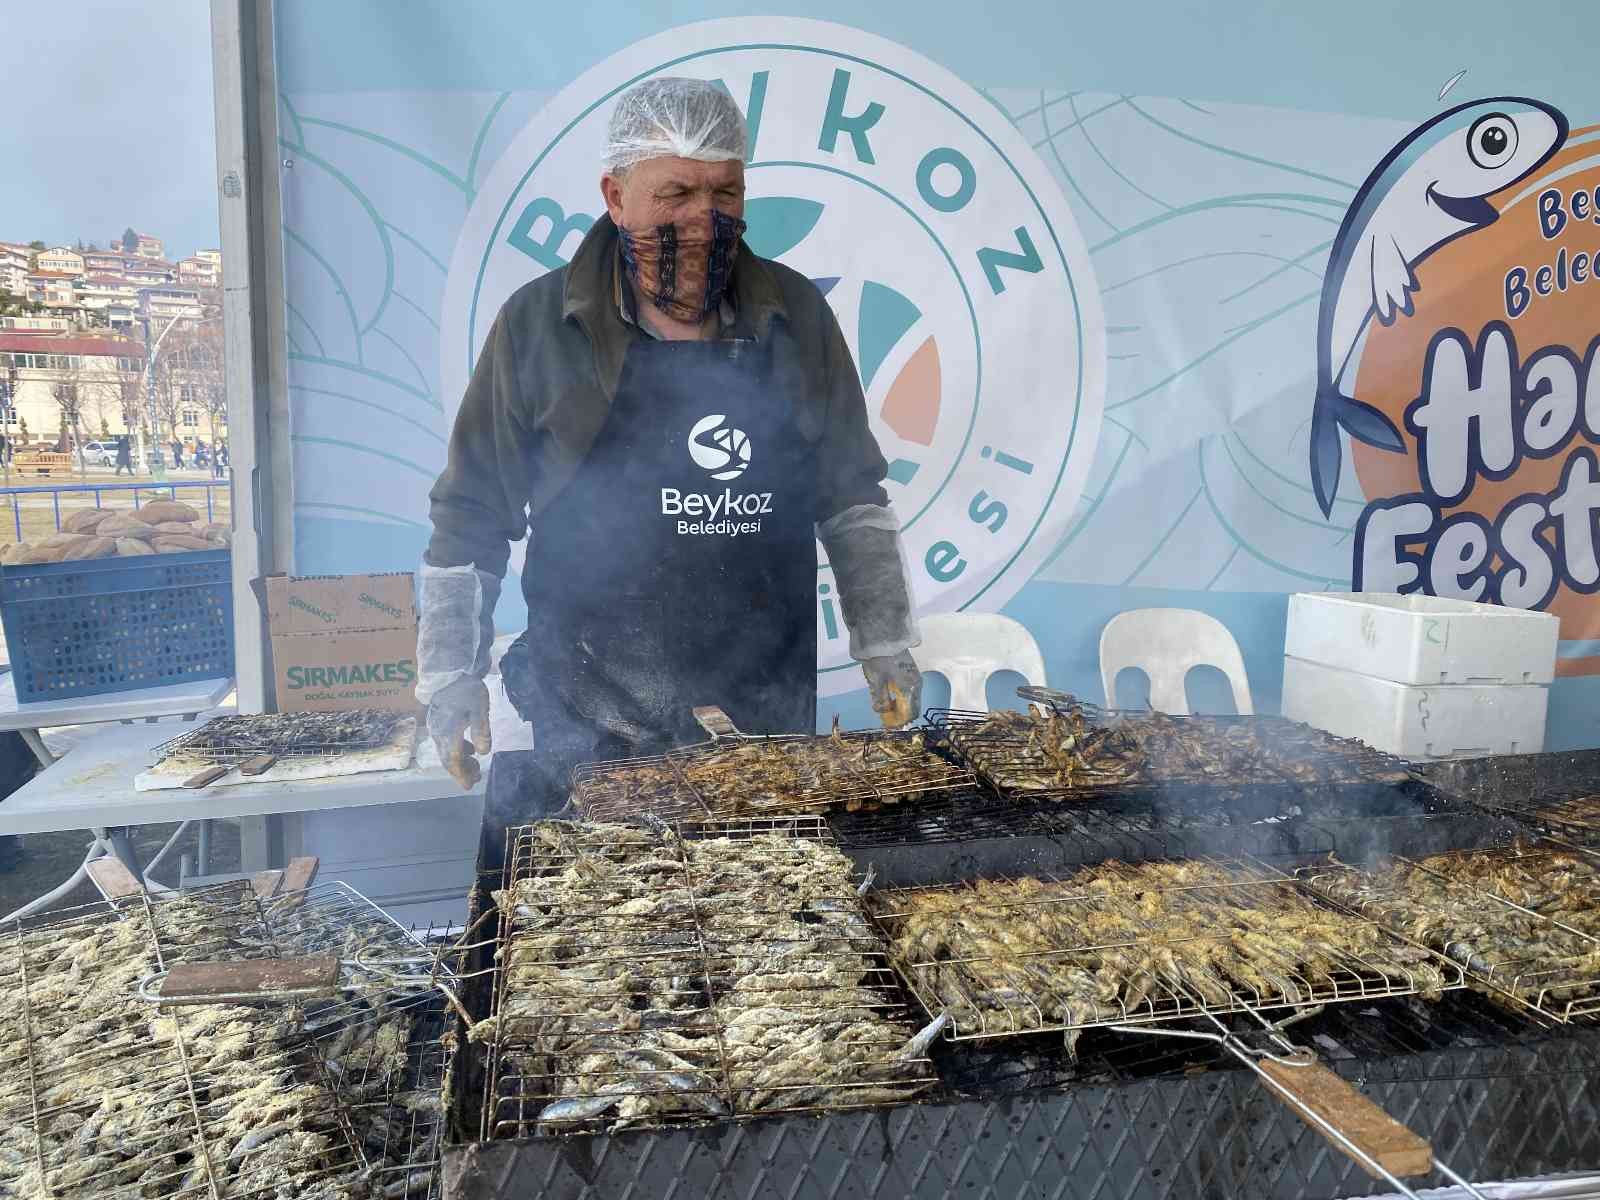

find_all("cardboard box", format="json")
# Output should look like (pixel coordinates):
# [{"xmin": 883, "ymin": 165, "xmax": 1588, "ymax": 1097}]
[{"xmin": 265, "ymin": 572, "xmax": 420, "ymax": 713}]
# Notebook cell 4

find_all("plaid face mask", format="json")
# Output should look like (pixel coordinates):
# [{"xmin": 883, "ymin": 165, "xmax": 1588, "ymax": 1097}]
[{"xmin": 618, "ymin": 208, "xmax": 747, "ymax": 324}]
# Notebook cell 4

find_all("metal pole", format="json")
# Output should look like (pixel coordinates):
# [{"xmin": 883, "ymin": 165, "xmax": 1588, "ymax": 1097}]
[
  {"xmin": 141, "ymin": 315, "xmax": 168, "ymax": 480},
  {"xmin": 212, "ymin": 0, "xmax": 291, "ymax": 718},
  {"xmin": 1, "ymin": 362, "xmax": 13, "ymax": 497}
]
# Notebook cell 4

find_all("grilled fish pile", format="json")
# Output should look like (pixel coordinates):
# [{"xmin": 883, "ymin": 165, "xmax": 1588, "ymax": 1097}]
[
  {"xmin": 872, "ymin": 859, "xmax": 1451, "ymax": 1053},
  {"xmin": 1532, "ymin": 794, "xmax": 1600, "ymax": 837},
  {"xmin": 1305, "ymin": 846, "xmax": 1600, "ymax": 1018},
  {"xmin": 573, "ymin": 727, "xmax": 970, "ymax": 820},
  {"xmin": 482, "ymin": 822, "xmax": 942, "ymax": 1133},
  {"xmin": 944, "ymin": 705, "xmax": 1403, "ymax": 797},
  {"xmin": 0, "ymin": 891, "xmax": 363, "ymax": 1200},
  {"xmin": 270, "ymin": 892, "xmax": 446, "ymax": 1199},
  {"xmin": 940, "ymin": 707, "xmax": 1144, "ymax": 793},
  {"xmin": 162, "ymin": 709, "xmax": 409, "ymax": 763}
]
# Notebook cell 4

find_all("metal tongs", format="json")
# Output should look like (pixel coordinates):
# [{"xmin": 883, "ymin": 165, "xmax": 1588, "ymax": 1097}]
[{"xmin": 1110, "ymin": 998, "xmax": 1488, "ymax": 1200}]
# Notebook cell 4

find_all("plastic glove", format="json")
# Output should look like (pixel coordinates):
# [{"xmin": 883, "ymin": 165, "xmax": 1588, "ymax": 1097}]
[
  {"xmin": 862, "ymin": 650, "xmax": 923, "ymax": 729},
  {"xmin": 427, "ymin": 675, "xmax": 492, "ymax": 789}
]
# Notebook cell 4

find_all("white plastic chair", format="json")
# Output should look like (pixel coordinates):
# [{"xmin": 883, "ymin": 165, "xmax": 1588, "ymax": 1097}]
[
  {"xmin": 910, "ymin": 613, "xmax": 1047, "ymax": 712},
  {"xmin": 1099, "ymin": 608, "xmax": 1253, "ymax": 715}
]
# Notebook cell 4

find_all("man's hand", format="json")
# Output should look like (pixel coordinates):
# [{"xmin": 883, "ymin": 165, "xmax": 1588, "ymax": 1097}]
[
  {"xmin": 863, "ymin": 650, "xmax": 923, "ymax": 729},
  {"xmin": 427, "ymin": 676, "xmax": 492, "ymax": 789}
]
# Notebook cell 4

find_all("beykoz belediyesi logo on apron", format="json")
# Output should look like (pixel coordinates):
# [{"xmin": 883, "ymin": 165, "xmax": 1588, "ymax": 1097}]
[{"xmin": 688, "ymin": 413, "xmax": 752, "ymax": 480}]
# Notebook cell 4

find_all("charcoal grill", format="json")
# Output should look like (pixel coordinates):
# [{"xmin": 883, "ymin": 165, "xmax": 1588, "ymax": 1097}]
[
  {"xmin": 440, "ymin": 765, "xmax": 1600, "ymax": 1199},
  {"xmin": 1418, "ymin": 747, "xmax": 1600, "ymax": 846},
  {"xmin": 568, "ymin": 706, "xmax": 975, "ymax": 822}
]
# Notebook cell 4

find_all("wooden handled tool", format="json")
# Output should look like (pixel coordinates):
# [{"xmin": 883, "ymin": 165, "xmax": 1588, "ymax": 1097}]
[
  {"xmin": 181, "ymin": 764, "xmax": 231, "ymax": 789},
  {"xmin": 1258, "ymin": 1058, "xmax": 1433, "ymax": 1179},
  {"xmin": 155, "ymin": 956, "xmax": 342, "ymax": 1005},
  {"xmin": 238, "ymin": 754, "xmax": 278, "ymax": 776},
  {"xmin": 692, "ymin": 706, "xmax": 743, "ymax": 739}
]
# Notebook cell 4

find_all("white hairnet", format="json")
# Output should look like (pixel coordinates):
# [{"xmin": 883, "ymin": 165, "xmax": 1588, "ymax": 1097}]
[{"xmin": 603, "ymin": 77, "xmax": 748, "ymax": 174}]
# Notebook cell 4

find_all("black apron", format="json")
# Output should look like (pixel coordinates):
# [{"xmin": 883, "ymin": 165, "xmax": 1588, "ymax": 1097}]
[{"xmin": 492, "ymin": 332, "xmax": 819, "ymax": 844}]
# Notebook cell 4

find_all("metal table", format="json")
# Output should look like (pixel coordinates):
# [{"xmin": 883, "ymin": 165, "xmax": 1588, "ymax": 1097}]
[
  {"xmin": 0, "ymin": 705, "xmax": 484, "ymax": 922},
  {"xmin": 0, "ymin": 671, "xmax": 235, "ymax": 765},
  {"xmin": 0, "ymin": 672, "xmax": 236, "ymax": 921}
]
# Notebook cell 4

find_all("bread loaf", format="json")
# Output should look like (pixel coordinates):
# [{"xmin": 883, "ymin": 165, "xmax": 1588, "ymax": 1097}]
[
  {"xmin": 37, "ymin": 531, "xmax": 90, "ymax": 552},
  {"xmin": 96, "ymin": 514, "xmax": 156, "ymax": 539},
  {"xmin": 135, "ymin": 500, "xmax": 200, "ymax": 525},
  {"xmin": 61, "ymin": 536, "xmax": 117, "ymax": 561},
  {"xmin": 152, "ymin": 534, "xmax": 214, "ymax": 553},
  {"xmin": 153, "ymin": 521, "xmax": 200, "ymax": 535},
  {"xmin": 116, "ymin": 538, "xmax": 156, "ymax": 556},
  {"xmin": 1, "ymin": 543, "xmax": 33, "ymax": 564},
  {"xmin": 62, "ymin": 509, "xmax": 114, "ymax": 534}
]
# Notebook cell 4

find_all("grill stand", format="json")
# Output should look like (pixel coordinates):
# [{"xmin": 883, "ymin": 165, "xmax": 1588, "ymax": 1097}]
[{"xmin": 440, "ymin": 1035, "xmax": 1600, "ymax": 1200}]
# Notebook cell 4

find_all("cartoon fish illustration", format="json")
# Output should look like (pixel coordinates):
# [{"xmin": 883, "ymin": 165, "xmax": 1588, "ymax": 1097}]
[{"xmin": 1310, "ymin": 97, "xmax": 1568, "ymax": 516}]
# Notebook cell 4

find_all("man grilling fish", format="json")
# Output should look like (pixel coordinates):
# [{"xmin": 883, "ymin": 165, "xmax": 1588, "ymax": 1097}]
[{"xmin": 416, "ymin": 78, "xmax": 923, "ymax": 832}]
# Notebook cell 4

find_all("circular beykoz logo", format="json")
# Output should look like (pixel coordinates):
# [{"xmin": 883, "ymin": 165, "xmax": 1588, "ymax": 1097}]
[
  {"xmin": 442, "ymin": 18, "xmax": 1105, "ymax": 694},
  {"xmin": 688, "ymin": 413, "xmax": 752, "ymax": 481}
]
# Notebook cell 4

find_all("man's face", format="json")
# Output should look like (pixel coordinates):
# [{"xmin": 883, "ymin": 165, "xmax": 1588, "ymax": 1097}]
[{"xmin": 600, "ymin": 156, "xmax": 746, "ymax": 234}]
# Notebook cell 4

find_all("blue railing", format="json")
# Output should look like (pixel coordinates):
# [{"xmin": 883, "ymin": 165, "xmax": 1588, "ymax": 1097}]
[{"xmin": 0, "ymin": 480, "xmax": 229, "ymax": 541}]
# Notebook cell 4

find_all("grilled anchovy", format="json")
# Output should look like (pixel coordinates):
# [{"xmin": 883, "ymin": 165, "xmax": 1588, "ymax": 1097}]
[
  {"xmin": 872, "ymin": 858, "xmax": 1449, "ymax": 1041},
  {"xmin": 1306, "ymin": 846, "xmax": 1600, "ymax": 1016},
  {"xmin": 492, "ymin": 820, "xmax": 936, "ymax": 1133}
]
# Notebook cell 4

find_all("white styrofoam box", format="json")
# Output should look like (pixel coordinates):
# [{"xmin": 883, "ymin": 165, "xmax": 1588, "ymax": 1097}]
[
  {"xmin": 1281, "ymin": 656, "xmax": 1547, "ymax": 760},
  {"xmin": 1285, "ymin": 593, "xmax": 1559, "ymax": 686},
  {"xmin": 284, "ymin": 793, "xmax": 484, "ymax": 932}
]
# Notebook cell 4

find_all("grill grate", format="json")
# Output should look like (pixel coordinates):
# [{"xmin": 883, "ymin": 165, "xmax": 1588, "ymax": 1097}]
[
  {"xmin": 0, "ymin": 883, "xmax": 369, "ymax": 1199},
  {"xmin": 476, "ymin": 818, "xmax": 942, "ymax": 1139},
  {"xmin": 929, "ymin": 702, "xmax": 1415, "ymax": 803},
  {"xmin": 1460, "ymin": 791, "xmax": 1600, "ymax": 845},
  {"xmin": 867, "ymin": 857, "xmax": 1464, "ymax": 1049},
  {"xmin": 1418, "ymin": 750, "xmax": 1600, "ymax": 848},
  {"xmin": 1300, "ymin": 841, "xmax": 1600, "ymax": 1023},
  {"xmin": 569, "ymin": 727, "xmax": 976, "ymax": 822},
  {"xmin": 154, "ymin": 709, "xmax": 411, "ymax": 766}
]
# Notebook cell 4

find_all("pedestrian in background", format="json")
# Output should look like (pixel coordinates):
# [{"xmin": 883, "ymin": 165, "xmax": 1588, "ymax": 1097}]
[
  {"xmin": 114, "ymin": 434, "xmax": 133, "ymax": 476},
  {"xmin": 171, "ymin": 438, "xmax": 184, "ymax": 469}
]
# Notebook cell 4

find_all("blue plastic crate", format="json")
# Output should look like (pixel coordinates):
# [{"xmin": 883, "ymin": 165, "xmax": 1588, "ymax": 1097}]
[{"xmin": 0, "ymin": 550, "xmax": 234, "ymax": 702}]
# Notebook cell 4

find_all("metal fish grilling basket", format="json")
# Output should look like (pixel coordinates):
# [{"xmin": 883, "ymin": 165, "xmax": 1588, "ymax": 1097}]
[
  {"xmin": 467, "ymin": 817, "xmax": 943, "ymax": 1140},
  {"xmin": 153, "ymin": 708, "xmax": 412, "ymax": 766},
  {"xmin": 568, "ymin": 706, "xmax": 977, "ymax": 822},
  {"xmin": 865, "ymin": 856, "xmax": 1464, "ymax": 1049},
  {"xmin": 930, "ymin": 688, "xmax": 1416, "ymax": 805},
  {"xmin": 1300, "ymin": 840, "xmax": 1600, "ymax": 1024}
]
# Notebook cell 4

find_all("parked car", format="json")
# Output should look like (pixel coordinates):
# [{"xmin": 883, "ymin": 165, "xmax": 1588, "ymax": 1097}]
[{"xmin": 78, "ymin": 441, "xmax": 119, "ymax": 467}]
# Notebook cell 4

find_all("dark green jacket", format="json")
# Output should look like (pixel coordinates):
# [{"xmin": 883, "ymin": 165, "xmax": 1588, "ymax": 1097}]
[{"xmin": 426, "ymin": 215, "xmax": 889, "ymax": 575}]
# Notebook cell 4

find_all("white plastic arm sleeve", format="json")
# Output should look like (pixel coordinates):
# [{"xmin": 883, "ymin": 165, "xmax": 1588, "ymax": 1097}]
[
  {"xmin": 815, "ymin": 503, "xmax": 920, "ymax": 662},
  {"xmin": 415, "ymin": 561, "xmax": 501, "ymax": 704}
]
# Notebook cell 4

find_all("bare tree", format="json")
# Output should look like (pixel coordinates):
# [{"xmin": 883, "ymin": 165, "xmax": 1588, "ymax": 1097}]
[
  {"xmin": 116, "ymin": 371, "xmax": 143, "ymax": 434},
  {"xmin": 83, "ymin": 376, "xmax": 119, "ymax": 441},
  {"xmin": 160, "ymin": 322, "xmax": 225, "ymax": 465},
  {"xmin": 46, "ymin": 378, "xmax": 89, "ymax": 478},
  {"xmin": 150, "ymin": 353, "xmax": 183, "ymax": 454}
]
